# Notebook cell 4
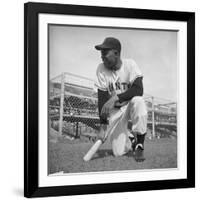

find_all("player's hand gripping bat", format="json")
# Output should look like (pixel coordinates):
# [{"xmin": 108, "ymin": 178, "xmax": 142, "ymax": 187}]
[{"xmin": 83, "ymin": 99, "xmax": 128, "ymax": 162}]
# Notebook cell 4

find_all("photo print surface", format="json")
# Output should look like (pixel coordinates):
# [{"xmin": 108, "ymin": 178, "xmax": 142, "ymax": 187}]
[{"xmin": 48, "ymin": 24, "xmax": 178, "ymax": 175}]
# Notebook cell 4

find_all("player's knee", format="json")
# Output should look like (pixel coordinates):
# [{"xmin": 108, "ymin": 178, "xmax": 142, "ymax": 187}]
[
  {"xmin": 130, "ymin": 96, "xmax": 144, "ymax": 107},
  {"xmin": 113, "ymin": 149, "xmax": 124, "ymax": 157},
  {"xmin": 129, "ymin": 96, "xmax": 147, "ymax": 115},
  {"xmin": 112, "ymin": 140, "xmax": 126, "ymax": 157}
]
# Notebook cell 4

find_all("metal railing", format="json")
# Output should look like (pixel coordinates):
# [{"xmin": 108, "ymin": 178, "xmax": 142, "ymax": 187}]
[{"xmin": 49, "ymin": 73, "xmax": 177, "ymax": 139}]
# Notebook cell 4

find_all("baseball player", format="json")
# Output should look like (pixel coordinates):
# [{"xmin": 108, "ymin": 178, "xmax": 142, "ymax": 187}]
[{"xmin": 94, "ymin": 37, "xmax": 147, "ymax": 162}]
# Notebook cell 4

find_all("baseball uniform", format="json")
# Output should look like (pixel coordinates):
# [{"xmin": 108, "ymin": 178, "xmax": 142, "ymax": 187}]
[{"xmin": 95, "ymin": 59, "xmax": 147, "ymax": 156}]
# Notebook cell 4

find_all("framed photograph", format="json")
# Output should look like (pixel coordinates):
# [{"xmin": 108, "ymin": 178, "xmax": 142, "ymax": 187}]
[{"xmin": 24, "ymin": 2, "xmax": 195, "ymax": 198}]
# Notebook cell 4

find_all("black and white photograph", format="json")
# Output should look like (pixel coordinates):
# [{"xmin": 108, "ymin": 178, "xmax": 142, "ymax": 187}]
[
  {"xmin": 1, "ymin": 0, "xmax": 200, "ymax": 199},
  {"xmin": 48, "ymin": 25, "xmax": 178, "ymax": 174},
  {"xmin": 24, "ymin": 2, "xmax": 195, "ymax": 197}
]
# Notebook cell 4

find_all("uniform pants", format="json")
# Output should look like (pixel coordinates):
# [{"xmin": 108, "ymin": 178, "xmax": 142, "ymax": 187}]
[{"xmin": 107, "ymin": 96, "xmax": 147, "ymax": 156}]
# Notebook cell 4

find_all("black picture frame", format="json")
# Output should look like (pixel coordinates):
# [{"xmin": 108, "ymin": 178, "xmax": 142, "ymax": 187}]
[{"xmin": 24, "ymin": 2, "xmax": 195, "ymax": 198}]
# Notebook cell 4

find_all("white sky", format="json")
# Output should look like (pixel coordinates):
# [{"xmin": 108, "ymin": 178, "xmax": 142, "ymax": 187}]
[{"xmin": 49, "ymin": 25, "xmax": 177, "ymax": 101}]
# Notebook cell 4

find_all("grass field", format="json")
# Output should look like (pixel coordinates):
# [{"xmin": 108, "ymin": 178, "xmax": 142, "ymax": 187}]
[{"xmin": 48, "ymin": 129, "xmax": 177, "ymax": 174}]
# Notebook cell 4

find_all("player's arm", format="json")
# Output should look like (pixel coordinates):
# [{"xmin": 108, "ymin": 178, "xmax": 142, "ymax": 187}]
[
  {"xmin": 97, "ymin": 89, "xmax": 111, "ymax": 142},
  {"xmin": 117, "ymin": 77, "xmax": 143, "ymax": 103},
  {"xmin": 97, "ymin": 89, "xmax": 110, "ymax": 124}
]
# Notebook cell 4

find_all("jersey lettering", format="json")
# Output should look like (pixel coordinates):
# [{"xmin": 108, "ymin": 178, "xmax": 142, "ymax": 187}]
[
  {"xmin": 108, "ymin": 82, "xmax": 114, "ymax": 91},
  {"xmin": 115, "ymin": 82, "xmax": 121, "ymax": 90},
  {"xmin": 95, "ymin": 59, "xmax": 142, "ymax": 96},
  {"xmin": 108, "ymin": 81, "xmax": 131, "ymax": 93}
]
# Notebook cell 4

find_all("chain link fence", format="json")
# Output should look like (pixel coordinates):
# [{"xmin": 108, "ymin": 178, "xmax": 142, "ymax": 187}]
[{"xmin": 49, "ymin": 73, "xmax": 177, "ymax": 141}]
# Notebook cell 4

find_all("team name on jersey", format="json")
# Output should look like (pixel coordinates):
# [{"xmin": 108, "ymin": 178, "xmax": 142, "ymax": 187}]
[{"xmin": 108, "ymin": 81, "xmax": 131, "ymax": 93}]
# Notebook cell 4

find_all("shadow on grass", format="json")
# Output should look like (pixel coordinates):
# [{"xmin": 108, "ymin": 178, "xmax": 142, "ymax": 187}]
[
  {"xmin": 92, "ymin": 149, "xmax": 135, "ymax": 160},
  {"xmin": 92, "ymin": 149, "xmax": 113, "ymax": 160}
]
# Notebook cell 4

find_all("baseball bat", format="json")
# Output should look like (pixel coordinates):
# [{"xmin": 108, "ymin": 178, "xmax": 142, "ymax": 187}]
[{"xmin": 83, "ymin": 139, "xmax": 102, "ymax": 161}]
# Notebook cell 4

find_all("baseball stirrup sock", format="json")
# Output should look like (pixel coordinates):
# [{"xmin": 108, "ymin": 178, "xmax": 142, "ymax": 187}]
[{"xmin": 136, "ymin": 133, "xmax": 146, "ymax": 146}]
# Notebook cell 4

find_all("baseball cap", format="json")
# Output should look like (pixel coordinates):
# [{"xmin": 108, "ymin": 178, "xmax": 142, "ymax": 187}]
[{"xmin": 95, "ymin": 37, "xmax": 121, "ymax": 52}]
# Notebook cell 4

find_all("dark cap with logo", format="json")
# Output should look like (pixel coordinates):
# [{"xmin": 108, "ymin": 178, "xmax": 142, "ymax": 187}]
[{"xmin": 95, "ymin": 37, "xmax": 121, "ymax": 52}]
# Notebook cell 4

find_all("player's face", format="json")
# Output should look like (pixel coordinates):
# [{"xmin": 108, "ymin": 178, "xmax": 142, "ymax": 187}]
[{"xmin": 101, "ymin": 49, "xmax": 119, "ymax": 70}]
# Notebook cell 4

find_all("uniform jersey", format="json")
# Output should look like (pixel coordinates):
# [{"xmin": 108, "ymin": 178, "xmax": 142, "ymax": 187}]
[
  {"xmin": 95, "ymin": 59, "xmax": 143, "ymax": 96},
  {"xmin": 95, "ymin": 58, "xmax": 147, "ymax": 157}
]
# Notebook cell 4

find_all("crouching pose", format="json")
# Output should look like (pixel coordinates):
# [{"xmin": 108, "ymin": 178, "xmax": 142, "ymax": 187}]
[{"xmin": 95, "ymin": 37, "xmax": 147, "ymax": 162}]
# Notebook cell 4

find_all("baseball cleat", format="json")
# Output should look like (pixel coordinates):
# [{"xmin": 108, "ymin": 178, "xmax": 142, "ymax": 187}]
[
  {"xmin": 128, "ymin": 135, "xmax": 136, "ymax": 151},
  {"xmin": 134, "ymin": 144, "xmax": 145, "ymax": 162},
  {"xmin": 128, "ymin": 130, "xmax": 137, "ymax": 151}
]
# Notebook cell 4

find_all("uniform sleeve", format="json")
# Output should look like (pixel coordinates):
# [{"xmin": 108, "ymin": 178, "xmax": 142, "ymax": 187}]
[
  {"xmin": 98, "ymin": 89, "xmax": 109, "ymax": 124},
  {"xmin": 94, "ymin": 64, "xmax": 108, "ymax": 91},
  {"xmin": 129, "ymin": 60, "xmax": 143, "ymax": 84},
  {"xmin": 117, "ymin": 77, "xmax": 143, "ymax": 103}
]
